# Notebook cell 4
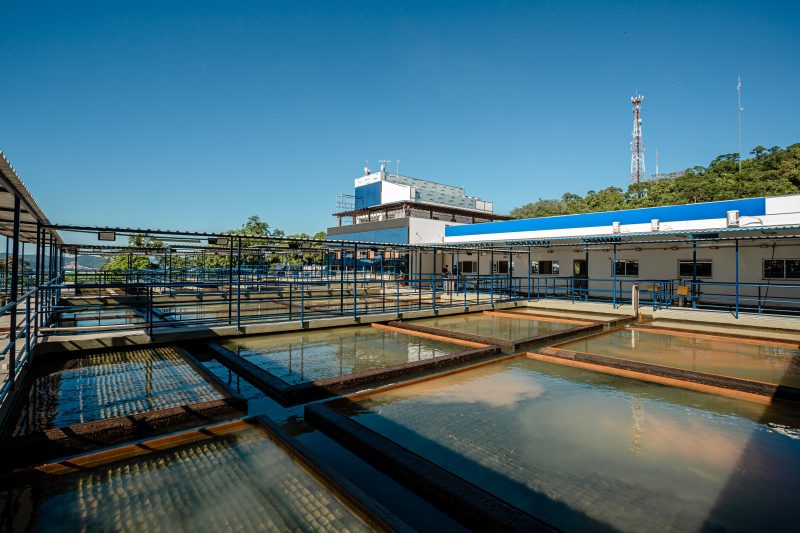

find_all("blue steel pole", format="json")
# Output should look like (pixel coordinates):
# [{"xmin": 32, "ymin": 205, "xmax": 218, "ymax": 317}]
[
  {"xmin": 8, "ymin": 196, "xmax": 21, "ymax": 386},
  {"xmin": 527, "ymin": 247, "xmax": 531, "ymax": 302},
  {"xmin": 236, "ymin": 236, "xmax": 242, "ymax": 330},
  {"xmin": 735, "ymin": 239, "xmax": 739, "ymax": 319},
  {"xmin": 612, "ymin": 244, "xmax": 617, "ymax": 308},
  {"xmin": 353, "ymin": 243, "xmax": 358, "ymax": 320},
  {"xmin": 489, "ymin": 248, "xmax": 494, "ymax": 306},
  {"xmin": 432, "ymin": 250, "xmax": 437, "ymax": 311},
  {"xmin": 692, "ymin": 239, "xmax": 697, "ymax": 309}
]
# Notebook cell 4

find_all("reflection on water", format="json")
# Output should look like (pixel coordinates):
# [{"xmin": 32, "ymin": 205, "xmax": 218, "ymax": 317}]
[
  {"xmin": 221, "ymin": 326, "xmax": 463, "ymax": 385},
  {"xmin": 562, "ymin": 328, "xmax": 800, "ymax": 387},
  {"xmin": 14, "ymin": 347, "xmax": 223, "ymax": 435},
  {"xmin": 1, "ymin": 428, "xmax": 369, "ymax": 531},
  {"xmin": 346, "ymin": 357, "xmax": 800, "ymax": 532},
  {"xmin": 411, "ymin": 314, "xmax": 574, "ymax": 341}
]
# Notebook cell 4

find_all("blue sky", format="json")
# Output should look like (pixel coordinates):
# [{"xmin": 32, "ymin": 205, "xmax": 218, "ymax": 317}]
[{"xmin": 2, "ymin": 0, "xmax": 798, "ymax": 237}]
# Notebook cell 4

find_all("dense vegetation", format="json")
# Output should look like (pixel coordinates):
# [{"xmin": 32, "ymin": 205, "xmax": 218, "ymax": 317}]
[
  {"xmin": 511, "ymin": 143, "xmax": 800, "ymax": 219},
  {"xmin": 101, "ymin": 216, "xmax": 327, "ymax": 271}
]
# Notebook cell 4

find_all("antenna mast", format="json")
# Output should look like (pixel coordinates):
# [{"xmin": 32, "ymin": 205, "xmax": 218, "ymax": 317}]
[
  {"xmin": 630, "ymin": 94, "xmax": 646, "ymax": 185},
  {"xmin": 737, "ymin": 76, "xmax": 743, "ymax": 172},
  {"xmin": 655, "ymin": 148, "xmax": 659, "ymax": 180}
]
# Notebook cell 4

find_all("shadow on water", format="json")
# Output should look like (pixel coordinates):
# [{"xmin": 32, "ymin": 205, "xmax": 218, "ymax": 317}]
[
  {"xmin": 700, "ymin": 350, "xmax": 800, "ymax": 531},
  {"xmin": 320, "ymin": 396, "xmax": 615, "ymax": 532}
]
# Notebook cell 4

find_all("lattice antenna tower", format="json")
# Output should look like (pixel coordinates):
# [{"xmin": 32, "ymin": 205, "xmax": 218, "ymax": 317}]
[{"xmin": 630, "ymin": 94, "xmax": 646, "ymax": 185}]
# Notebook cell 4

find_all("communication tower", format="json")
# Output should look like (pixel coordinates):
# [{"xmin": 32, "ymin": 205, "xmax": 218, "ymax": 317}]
[{"xmin": 630, "ymin": 94, "xmax": 646, "ymax": 184}]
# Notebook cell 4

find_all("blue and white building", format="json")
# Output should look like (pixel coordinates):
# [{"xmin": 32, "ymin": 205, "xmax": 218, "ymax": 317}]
[
  {"xmin": 327, "ymin": 168, "xmax": 509, "ymax": 245},
  {"xmin": 435, "ymin": 194, "xmax": 800, "ymax": 313}
]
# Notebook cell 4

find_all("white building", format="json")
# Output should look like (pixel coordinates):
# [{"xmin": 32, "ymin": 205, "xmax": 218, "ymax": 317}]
[
  {"xmin": 436, "ymin": 194, "xmax": 800, "ymax": 313},
  {"xmin": 327, "ymin": 169, "xmax": 509, "ymax": 245}
]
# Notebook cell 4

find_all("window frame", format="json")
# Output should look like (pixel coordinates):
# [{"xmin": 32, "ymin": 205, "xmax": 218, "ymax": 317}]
[
  {"xmin": 763, "ymin": 258, "xmax": 800, "ymax": 280},
  {"xmin": 613, "ymin": 259, "xmax": 639, "ymax": 277},
  {"xmin": 533, "ymin": 260, "xmax": 560, "ymax": 276},
  {"xmin": 678, "ymin": 259, "xmax": 713, "ymax": 279}
]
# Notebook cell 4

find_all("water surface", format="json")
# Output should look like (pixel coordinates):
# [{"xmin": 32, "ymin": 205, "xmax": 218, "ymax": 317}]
[
  {"xmin": 14, "ymin": 346, "xmax": 223, "ymax": 435},
  {"xmin": 2, "ymin": 427, "xmax": 369, "ymax": 532},
  {"xmin": 410, "ymin": 313, "xmax": 574, "ymax": 341},
  {"xmin": 342, "ymin": 357, "xmax": 800, "ymax": 532},
  {"xmin": 561, "ymin": 328, "xmax": 800, "ymax": 387},
  {"xmin": 221, "ymin": 326, "xmax": 464, "ymax": 385}
]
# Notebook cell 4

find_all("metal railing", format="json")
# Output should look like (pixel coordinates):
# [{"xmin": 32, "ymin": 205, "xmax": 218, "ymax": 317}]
[
  {"xmin": 45, "ymin": 271, "xmax": 523, "ymax": 336},
  {"xmin": 526, "ymin": 275, "xmax": 800, "ymax": 317},
  {"xmin": 0, "ymin": 287, "xmax": 42, "ymax": 412}
]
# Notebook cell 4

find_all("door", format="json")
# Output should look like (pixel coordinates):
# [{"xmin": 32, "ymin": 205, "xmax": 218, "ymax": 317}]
[{"xmin": 573, "ymin": 259, "xmax": 588, "ymax": 295}]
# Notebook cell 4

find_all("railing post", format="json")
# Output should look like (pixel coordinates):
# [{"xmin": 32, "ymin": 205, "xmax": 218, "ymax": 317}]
[
  {"xmin": 353, "ymin": 244, "xmax": 358, "ymax": 320},
  {"xmin": 612, "ymin": 243, "xmax": 617, "ymax": 309},
  {"xmin": 735, "ymin": 239, "xmax": 739, "ymax": 319},
  {"xmin": 8, "ymin": 195, "xmax": 21, "ymax": 385},
  {"xmin": 25, "ymin": 293, "xmax": 31, "ymax": 359},
  {"xmin": 236, "ymin": 236, "xmax": 242, "ymax": 330}
]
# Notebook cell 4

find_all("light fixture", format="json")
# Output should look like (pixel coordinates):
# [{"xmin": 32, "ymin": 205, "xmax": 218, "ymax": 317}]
[
  {"xmin": 670, "ymin": 246, "xmax": 679, "ymax": 251},
  {"xmin": 635, "ymin": 247, "xmax": 642, "ymax": 251},
  {"xmin": 709, "ymin": 246, "xmax": 719, "ymax": 250}
]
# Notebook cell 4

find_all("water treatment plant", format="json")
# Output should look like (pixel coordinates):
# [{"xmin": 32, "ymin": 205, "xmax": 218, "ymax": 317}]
[{"xmin": 0, "ymin": 145, "xmax": 798, "ymax": 532}]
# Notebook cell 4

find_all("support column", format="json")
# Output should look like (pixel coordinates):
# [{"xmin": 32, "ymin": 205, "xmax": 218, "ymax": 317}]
[
  {"xmin": 8, "ymin": 196, "xmax": 21, "ymax": 385},
  {"xmin": 735, "ymin": 239, "xmax": 739, "ymax": 318},
  {"xmin": 612, "ymin": 243, "xmax": 617, "ymax": 308},
  {"xmin": 692, "ymin": 239, "xmax": 697, "ymax": 309}
]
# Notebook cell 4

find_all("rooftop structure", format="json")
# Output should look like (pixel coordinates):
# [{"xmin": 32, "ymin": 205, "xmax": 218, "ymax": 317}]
[{"xmin": 329, "ymin": 167, "xmax": 509, "ymax": 245}]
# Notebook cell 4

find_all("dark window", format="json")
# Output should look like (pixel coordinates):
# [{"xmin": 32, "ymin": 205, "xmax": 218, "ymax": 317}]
[
  {"xmin": 534, "ymin": 260, "xmax": 559, "ymax": 275},
  {"xmin": 459, "ymin": 261, "xmax": 477, "ymax": 274},
  {"xmin": 496, "ymin": 260, "xmax": 510, "ymax": 274},
  {"xmin": 765, "ymin": 259, "xmax": 800, "ymax": 279},
  {"xmin": 787, "ymin": 260, "xmax": 800, "ymax": 279},
  {"xmin": 679, "ymin": 260, "xmax": 712, "ymax": 278},
  {"xmin": 763, "ymin": 260, "xmax": 785, "ymax": 279},
  {"xmin": 614, "ymin": 260, "xmax": 639, "ymax": 276}
]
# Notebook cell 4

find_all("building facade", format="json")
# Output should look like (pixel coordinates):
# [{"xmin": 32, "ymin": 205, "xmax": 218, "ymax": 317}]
[
  {"xmin": 437, "ymin": 195, "xmax": 800, "ymax": 312},
  {"xmin": 327, "ymin": 169, "xmax": 509, "ymax": 245}
]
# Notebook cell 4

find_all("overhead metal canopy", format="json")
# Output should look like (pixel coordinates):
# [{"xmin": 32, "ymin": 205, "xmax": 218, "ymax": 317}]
[{"xmin": 0, "ymin": 150, "xmax": 60, "ymax": 244}]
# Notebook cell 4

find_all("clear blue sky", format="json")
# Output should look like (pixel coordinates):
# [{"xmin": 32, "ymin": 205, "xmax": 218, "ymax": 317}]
[{"xmin": 2, "ymin": 0, "xmax": 798, "ymax": 237}]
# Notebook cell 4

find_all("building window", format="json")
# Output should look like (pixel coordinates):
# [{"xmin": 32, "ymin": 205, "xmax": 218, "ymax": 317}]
[
  {"xmin": 763, "ymin": 259, "xmax": 800, "ymax": 279},
  {"xmin": 678, "ymin": 260, "xmax": 712, "ymax": 278},
  {"xmin": 458, "ymin": 261, "xmax": 477, "ymax": 274},
  {"xmin": 614, "ymin": 260, "xmax": 639, "ymax": 276},
  {"xmin": 533, "ymin": 260, "xmax": 559, "ymax": 275},
  {"xmin": 495, "ymin": 260, "xmax": 510, "ymax": 274}
]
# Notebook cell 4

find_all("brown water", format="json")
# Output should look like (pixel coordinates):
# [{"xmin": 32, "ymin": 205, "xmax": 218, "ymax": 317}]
[
  {"xmin": 342, "ymin": 357, "xmax": 800, "ymax": 532},
  {"xmin": 1, "ymin": 427, "xmax": 370, "ymax": 531},
  {"xmin": 220, "ymin": 325, "xmax": 464, "ymax": 385},
  {"xmin": 560, "ymin": 328, "xmax": 800, "ymax": 387},
  {"xmin": 409, "ymin": 313, "xmax": 575, "ymax": 341},
  {"xmin": 13, "ymin": 346, "xmax": 223, "ymax": 435}
]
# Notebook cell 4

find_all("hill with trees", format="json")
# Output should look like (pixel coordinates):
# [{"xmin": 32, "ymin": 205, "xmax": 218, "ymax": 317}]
[{"xmin": 511, "ymin": 143, "xmax": 800, "ymax": 219}]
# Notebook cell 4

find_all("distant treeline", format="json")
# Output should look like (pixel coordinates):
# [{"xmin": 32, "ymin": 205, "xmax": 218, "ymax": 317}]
[
  {"xmin": 101, "ymin": 216, "xmax": 327, "ymax": 270},
  {"xmin": 511, "ymin": 143, "xmax": 800, "ymax": 219}
]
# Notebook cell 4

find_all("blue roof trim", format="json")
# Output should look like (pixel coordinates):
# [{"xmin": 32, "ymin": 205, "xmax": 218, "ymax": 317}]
[{"xmin": 446, "ymin": 197, "xmax": 766, "ymax": 237}]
